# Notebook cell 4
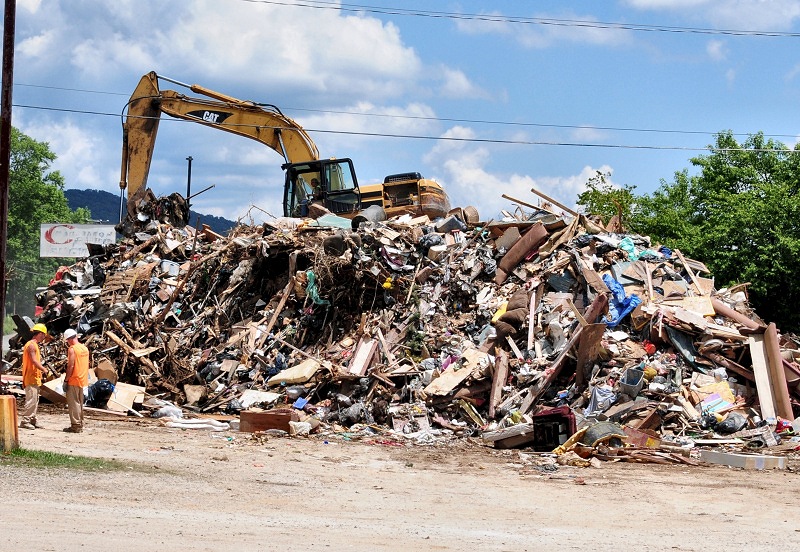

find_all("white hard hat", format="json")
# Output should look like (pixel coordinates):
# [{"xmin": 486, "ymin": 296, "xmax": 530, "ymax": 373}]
[{"xmin": 64, "ymin": 329, "xmax": 78, "ymax": 340}]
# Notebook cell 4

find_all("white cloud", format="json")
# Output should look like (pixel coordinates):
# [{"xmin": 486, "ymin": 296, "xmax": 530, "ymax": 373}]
[
  {"xmin": 17, "ymin": 30, "xmax": 56, "ymax": 58},
  {"xmin": 706, "ymin": 39, "xmax": 728, "ymax": 61},
  {"xmin": 300, "ymin": 101, "xmax": 440, "ymax": 159},
  {"xmin": 18, "ymin": 0, "xmax": 44, "ymax": 13},
  {"xmin": 625, "ymin": 0, "xmax": 800, "ymax": 30},
  {"xmin": 436, "ymin": 66, "xmax": 489, "ymax": 99},
  {"xmin": 422, "ymin": 126, "xmax": 614, "ymax": 219},
  {"xmin": 17, "ymin": 118, "xmax": 109, "ymax": 190},
  {"xmin": 456, "ymin": 9, "xmax": 632, "ymax": 48}
]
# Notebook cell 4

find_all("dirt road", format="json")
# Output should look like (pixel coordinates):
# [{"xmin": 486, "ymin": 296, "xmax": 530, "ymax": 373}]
[{"xmin": 2, "ymin": 409, "xmax": 799, "ymax": 552}]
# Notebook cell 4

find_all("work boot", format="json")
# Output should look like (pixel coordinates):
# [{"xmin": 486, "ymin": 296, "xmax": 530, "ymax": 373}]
[
  {"xmin": 20, "ymin": 422, "xmax": 35, "ymax": 430},
  {"xmin": 62, "ymin": 426, "xmax": 82, "ymax": 433}
]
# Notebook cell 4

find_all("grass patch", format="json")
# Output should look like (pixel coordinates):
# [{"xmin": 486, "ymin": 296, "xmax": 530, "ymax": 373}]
[{"xmin": 1, "ymin": 448, "xmax": 144, "ymax": 472}]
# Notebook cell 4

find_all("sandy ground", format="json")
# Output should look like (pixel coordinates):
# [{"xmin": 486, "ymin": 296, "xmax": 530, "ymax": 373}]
[{"xmin": 2, "ymin": 406, "xmax": 800, "ymax": 552}]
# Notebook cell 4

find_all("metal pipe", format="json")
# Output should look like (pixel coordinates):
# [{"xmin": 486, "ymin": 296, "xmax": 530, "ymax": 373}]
[{"xmin": 185, "ymin": 156, "xmax": 193, "ymax": 210}]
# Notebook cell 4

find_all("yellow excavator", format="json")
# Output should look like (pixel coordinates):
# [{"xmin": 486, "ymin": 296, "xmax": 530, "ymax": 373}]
[{"xmin": 118, "ymin": 71, "xmax": 451, "ymax": 222}]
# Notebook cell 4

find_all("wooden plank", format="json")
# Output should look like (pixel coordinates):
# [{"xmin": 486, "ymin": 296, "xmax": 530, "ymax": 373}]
[
  {"xmin": 748, "ymin": 334, "xmax": 776, "ymax": 422},
  {"xmin": 505, "ymin": 336, "xmax": 525, "ymax": 361},
  {"xmin": 674, "ymin": 249, "xmax": 705, "ymax": 295},
  {"xmin": 423, "ymin": 348, "xmax": 488, "ymax": 396},
  {"xmin": 575, "ymin": 323, "xmax": 605, "ymax": 388},
  {"xmin": 375, "ymin": 328, "xmax": 397, "ymax": 367},
  {"xmin": 764, "ymin": 323, "xmax": 793, "ymax": 420},
  {"xmin": 529, "ymin": 187, "xmax": 579, "ymax": 217},
  {"xmin": 526, "ymin": 282, "xmax": 539, "ymax": 351},
  {"xmin": 348, "ymin": 337, "xmax": 378, "ymax": 377},
  {"xmin": 105, "ymin": 330, "xmax": 160, "ymax": 376},
  {"xmin": 489, "ymin": 350, "xmax": 509, "ymax": 419}
]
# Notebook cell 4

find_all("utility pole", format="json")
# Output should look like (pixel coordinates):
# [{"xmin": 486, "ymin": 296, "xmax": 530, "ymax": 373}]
[
  {"xmin": 185, "ymin": 156, "xmax": 193, "ymax": 211},
  {"xmin": 0, "ymin": 0, "xmax": 17, "ymax": 362}
]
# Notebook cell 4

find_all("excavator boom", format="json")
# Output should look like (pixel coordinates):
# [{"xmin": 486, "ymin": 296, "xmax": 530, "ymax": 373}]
[{"xmin": 119, "ymin": 71, "xmax": 319, "ymax": 217}]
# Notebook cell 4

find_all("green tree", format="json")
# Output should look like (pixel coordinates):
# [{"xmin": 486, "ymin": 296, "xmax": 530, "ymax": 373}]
[
  {"xmin": 6, "ymin": 127, "xmax": 90, "ymax": 316},
  {"xmin": 576, "ymin": 170, "xmax": 638, "ymax": 226}
]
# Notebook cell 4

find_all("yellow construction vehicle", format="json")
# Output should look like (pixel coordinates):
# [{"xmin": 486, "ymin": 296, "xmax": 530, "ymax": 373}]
[{"xmin": 118, "ymin": 71, "xmax": 451, "ymax": 222}]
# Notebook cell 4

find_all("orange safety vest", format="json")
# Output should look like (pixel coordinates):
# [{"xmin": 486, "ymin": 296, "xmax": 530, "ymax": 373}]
[
  {"xmin": 22, "ymin": 339, "xmax": 42, "ymax": 387},
  {"xmin": 67, "ymin": 342, "xmax": 90, "ymax": 387}
]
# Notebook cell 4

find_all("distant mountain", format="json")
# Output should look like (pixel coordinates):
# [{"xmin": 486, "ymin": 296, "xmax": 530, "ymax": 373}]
[{"xmin": 65, "ymin": 189, "xmax": 237, "ymax": 235}]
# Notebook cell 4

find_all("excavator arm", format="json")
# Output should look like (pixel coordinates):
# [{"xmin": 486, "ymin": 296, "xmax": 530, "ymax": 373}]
[{"xmin": 119, "ymin": 71, "xmax": 320, "ymax": 217}]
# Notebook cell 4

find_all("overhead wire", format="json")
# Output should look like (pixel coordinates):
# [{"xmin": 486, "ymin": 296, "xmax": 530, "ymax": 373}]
[
  {"xmin": 13, "ymin": 102, "xmax": 798, "ymax": 155},
  {"xmin": 11, "ymin": 2, "xmax": 800, "ymax": 152},
  {"xmin": 13, "ymin": 82, "xmax": 799, "ymax": 141},
  {"xmin": 239, "ymin": 0, "xmax": 800, "ymax": 38}
]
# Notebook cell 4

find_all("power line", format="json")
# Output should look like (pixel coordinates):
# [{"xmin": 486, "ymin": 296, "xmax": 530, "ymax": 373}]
[
  {"xmin": 13, "ymin": 82, "xmax": 800, "ymax": 140},
  {"xmin": 15, "ymin": 83, "xmax": 127, "ymax": 96},
  {"xmin": 16, "ymin": 83, "xmax": 727, "ymax": 137},
  {"xmin": 239, "ymin": 0, "xmax": 800, "ymax": 38},
  {"xmin": 13, "ymin": 102, "xmax": 799, "ymax": 154},
  {"xmin": 287, "ymin": 105, "xmax": 800, "ymax": 140}
]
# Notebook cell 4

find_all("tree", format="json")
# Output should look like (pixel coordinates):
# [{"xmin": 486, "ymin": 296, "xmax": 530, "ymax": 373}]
[
  {"xmin": 6, "ymin": 127, "xmax": 90, "ymax": 316},
  {"xmin": 576, "ymin": 170, "xmax": 638, "ymax": 226},
  {"xmin": 576, "ymin": 131, "xmax": 800, "ymax": 332}
]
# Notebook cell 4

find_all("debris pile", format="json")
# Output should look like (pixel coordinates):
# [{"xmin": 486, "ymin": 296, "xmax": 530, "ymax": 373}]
[{"xmin": 5, "ymin": 195, "xmax": 800, "ymax": 467}]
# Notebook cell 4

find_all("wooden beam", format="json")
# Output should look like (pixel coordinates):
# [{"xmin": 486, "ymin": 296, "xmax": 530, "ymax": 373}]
[
  {"xmin": 529, "ymin": 187, "xmax": 579, "ymax": 217},
  {"xmin": 748, "ymin": 333, "xmax": 776, "ymax": 422},
  {"xmin": 764, "ymin": 323, "xmax": 793, "ymax": 420},
  {"xmin": 489, "ymin": 350, "xmax": 509, "ymax": 419}
]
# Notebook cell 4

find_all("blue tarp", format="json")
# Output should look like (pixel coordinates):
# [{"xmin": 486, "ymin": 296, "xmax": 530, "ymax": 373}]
[{"xmin": 602, "ymin": 274, "xmax": 642, "ymax": 327}]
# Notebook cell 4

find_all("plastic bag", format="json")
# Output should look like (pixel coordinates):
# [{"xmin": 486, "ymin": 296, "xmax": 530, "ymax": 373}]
[{"xmin": 86, "ymin": 379, "xmax": 115, "ymax": 408}]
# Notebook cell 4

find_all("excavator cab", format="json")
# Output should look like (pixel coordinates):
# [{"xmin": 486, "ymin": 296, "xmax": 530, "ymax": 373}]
[{"xmin": 283, "ymin": 158, "xmax": 360, "ymax": 218}]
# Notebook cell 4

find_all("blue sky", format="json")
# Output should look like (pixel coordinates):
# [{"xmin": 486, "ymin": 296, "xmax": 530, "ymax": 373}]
[{"xmin": 7, "ymin": 0, "xmax": 800, "ymax": 223}]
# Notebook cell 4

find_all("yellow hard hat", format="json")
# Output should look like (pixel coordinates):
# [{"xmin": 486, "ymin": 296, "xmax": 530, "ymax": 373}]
[{"xmin": 31, "ymin": 323, "xmax": 48, "ymax": 335}]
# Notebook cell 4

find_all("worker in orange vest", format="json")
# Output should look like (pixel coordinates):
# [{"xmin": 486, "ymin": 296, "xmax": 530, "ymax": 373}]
[
  {"xmin": 20, "ymin": 323, "xmax": 51, "ymax": 430},
  {"xmin": 63, "ymin": 328, "xmax": 89, "ymax": 433}
]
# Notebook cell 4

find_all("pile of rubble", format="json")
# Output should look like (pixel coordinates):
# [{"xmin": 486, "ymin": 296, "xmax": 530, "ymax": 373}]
[{"xmin": 5, "ymin": 194, "xmax": 800, "ymax": 467}]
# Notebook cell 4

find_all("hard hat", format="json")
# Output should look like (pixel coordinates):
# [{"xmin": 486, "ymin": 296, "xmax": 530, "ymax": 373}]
[
  {"xmin": 64, "ymin": 328, "xmax": 78, "ymax": 340},
  {"xmin": 31, "ymin": 323, "xmax": 48, "ymax": 335}
]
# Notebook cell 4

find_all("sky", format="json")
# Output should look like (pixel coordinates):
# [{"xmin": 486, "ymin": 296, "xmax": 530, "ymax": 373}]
[{"xmin": 6, "ymin": 0, "xmax": 800, "ymax": 224}]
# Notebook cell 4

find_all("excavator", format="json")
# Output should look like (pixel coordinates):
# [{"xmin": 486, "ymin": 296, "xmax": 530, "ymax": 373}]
[{"xmin": 118, "ymin": 71, "xmax": 451, "ymax": 222}]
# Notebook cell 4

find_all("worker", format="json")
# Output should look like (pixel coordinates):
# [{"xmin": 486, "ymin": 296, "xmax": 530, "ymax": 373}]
[
  {"xmin": 19, "ymin": 323, "xmax": 50, "ymax": 430},
  {"xmin": 63, "ymin": 328, "xmax": 89, "ymax": 433},
  {"xmin": 308, "ymin": 178, "xmax": 321, "ymax": 198}
]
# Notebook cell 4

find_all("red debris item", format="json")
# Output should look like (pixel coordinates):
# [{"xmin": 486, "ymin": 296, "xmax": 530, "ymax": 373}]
[{"xmin": 643, "ymin": 340, "xmax": 657, "ymax": 355}]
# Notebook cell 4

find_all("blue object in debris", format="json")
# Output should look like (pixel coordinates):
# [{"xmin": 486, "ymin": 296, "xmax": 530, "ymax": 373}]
[
  {"xmin": 601, "ymin": 274, "xmax": 642, "ymax": 327},
  {"xmin": 292, "ymin": 396, "xmax": 309, "ymax": 410}
]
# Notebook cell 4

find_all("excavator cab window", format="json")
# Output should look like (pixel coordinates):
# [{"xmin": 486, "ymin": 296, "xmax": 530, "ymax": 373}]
[
  {"xmin": 321, "ymin": 159, "xmax": 360, "ymax": 215},
  {"xmin": 284, "ymin": 165, "xmax": 318, "ymax": 217},
  {"xmin": 283, "ymin": 159, "xmax": 360, "ymax": 217}
]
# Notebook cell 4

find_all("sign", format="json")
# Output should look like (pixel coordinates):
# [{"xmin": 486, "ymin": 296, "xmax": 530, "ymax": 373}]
[{"xmin": 40, "ymin": 223, "xmax": 117, "ymax": 258}]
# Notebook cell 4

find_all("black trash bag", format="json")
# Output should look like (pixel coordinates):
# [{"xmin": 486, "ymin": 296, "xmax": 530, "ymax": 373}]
[
  {"xmin": 86, "ymin": 379, "xmax": 115, "ymax": 408},
  {"xmin": 716, "ymin": 412, "xmax": 748, "ymax": 434},
  {"xmin": 225, "ymin": 399, "xmax": 243, "ymax": 414}
]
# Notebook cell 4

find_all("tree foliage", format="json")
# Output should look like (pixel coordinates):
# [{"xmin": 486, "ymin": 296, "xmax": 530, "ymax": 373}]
[
  {"xmin": 577, "ymin": 131, "xmax": 800, "ymax": 332},
  {"xmin": 576, "ymin": 171, "xmax": 638, "ymax": 226},
  {"xmin": 6, "ymin": 127, "xmax": 90, "ymax": 315}
]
